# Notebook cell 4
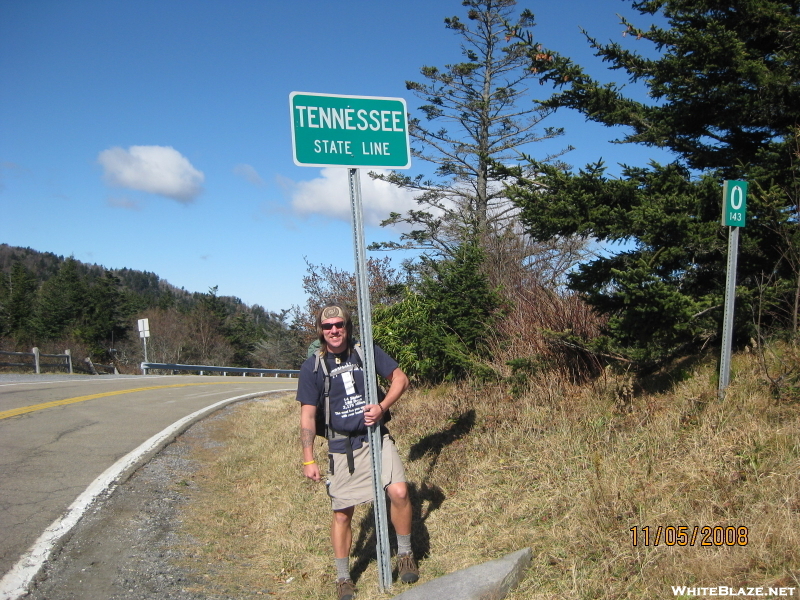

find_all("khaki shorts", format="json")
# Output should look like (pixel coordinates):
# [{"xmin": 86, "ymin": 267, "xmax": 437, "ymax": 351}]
[{"xmin": 327, "ymin": 433, "xmax": 406, "ymax": 511}]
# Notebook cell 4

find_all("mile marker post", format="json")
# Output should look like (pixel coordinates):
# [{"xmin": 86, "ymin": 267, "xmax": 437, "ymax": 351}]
[
  {"xmin": 290, "ymin": 92, "xmax": 411, "ymax": 592},
  {"xmin": 719, "ymin": 180, "xmax": 747, "ymax": 399}
]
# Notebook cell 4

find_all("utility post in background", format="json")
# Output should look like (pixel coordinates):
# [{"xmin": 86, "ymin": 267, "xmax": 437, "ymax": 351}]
[{"xmin": 719, "ymin": 180, "xmax": 748, "ymax": 399}]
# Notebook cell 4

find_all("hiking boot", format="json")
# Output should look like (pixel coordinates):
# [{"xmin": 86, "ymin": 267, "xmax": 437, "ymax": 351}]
[
  {"xmin": 397, "ymin": 552, "xmax": 419, "ymax": 584},
  {"xmin": 336, "ymin": 577, "xmax": 356, "ymax": 600}
]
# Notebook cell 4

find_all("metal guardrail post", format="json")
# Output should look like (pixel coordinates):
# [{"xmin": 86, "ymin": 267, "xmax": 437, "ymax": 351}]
[
  {"xmin": 65, "ymin": 349, "xmax": 73, "ymax": 374},
  {"xmin": 33, "ymin": 347, "xmax": 40, "ymax": 374}
]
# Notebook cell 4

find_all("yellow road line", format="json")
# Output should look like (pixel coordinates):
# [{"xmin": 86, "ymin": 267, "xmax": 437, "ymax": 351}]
[{"xmin": 0, "ymin": 381, "xmax": 268, "ymax": 421}]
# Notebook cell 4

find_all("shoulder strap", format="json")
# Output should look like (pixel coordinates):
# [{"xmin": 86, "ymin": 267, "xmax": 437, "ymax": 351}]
[
  {"xmin": 353, "ymin": 342, "xmax": 365, "ymax": 366},
  {"xmin": 313, "ymin": 349, "xmax": 331, "ymax": 437},
  {"xmin": 313, "ymin": 348, "xmax": 329, "ymax": 377}
]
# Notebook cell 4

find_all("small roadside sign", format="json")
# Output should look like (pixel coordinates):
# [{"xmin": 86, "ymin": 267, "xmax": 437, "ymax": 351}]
[
  {"xmin": 722, "ymin": 180, "xmax": 748, "ymax": 227},
  {"xmin": 138, "ymin": 318, "xmax": 150, "ymax": 364},
  {"xmin": 290, "ymin": 92, "xmax": 411, "ymax": 169},
  {"xmin": 137, "ymin": 318, "xmax": 150, "ymax": 338}
]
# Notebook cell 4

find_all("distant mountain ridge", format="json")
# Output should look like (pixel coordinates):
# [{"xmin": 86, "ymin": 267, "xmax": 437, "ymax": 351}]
[
  {"xmin": 0, "ymin": 243, "xmax": 252, "ymax": 312},
  {"xmin": 0, "ymin": 243, "xmax": 306, "ymax": 369}
]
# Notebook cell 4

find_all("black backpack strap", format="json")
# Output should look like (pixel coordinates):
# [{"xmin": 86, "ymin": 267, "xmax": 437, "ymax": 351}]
[{"xmin": 313, "ymin": 350, "xmax": 332, "ymax": 439}]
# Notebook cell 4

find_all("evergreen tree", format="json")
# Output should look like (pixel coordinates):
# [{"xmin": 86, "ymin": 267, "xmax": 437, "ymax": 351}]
[
  {"xmin": 374, "ymin": 241, "xmax": 503, "ymax": 382},
  {"xmin": 227, "ymin": 312, "xmax": 259, "ymax": 368},
  {"xmin": 186, "ymin": 286, "xmax": 232, "ymax": 365},
  {"xmin": 372, "ymin": 0, "xmax": 566, "ymax": 258},
  {"xmin": 79, "ymin": 271, "xmax": 129, "ymax": 358},
  {"xmin": 33, "ymin": 257, "xmax": 88, "ymax": 342},
  {"xmin": 418, "ymin": 241, "xmax": 503, "ymax": 353},
  {"xmin": 507, "ymin": 0, "xmax": 800, "ymax": 365},
  {"xmin": 527, "ymin": 0, "xmax": 800, "ymax": 176},
  {"xmin": 0, "ymin": 262, "xmax": 39, "ymax": 345}
]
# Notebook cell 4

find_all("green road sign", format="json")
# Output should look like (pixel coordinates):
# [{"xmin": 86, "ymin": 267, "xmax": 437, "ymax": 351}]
[
  {"xmin": 722, "ymin": 180, "xmax": 748, "ymax": 227},
  {"xmin": 290, "ymin": 92, "xmax": 410, "ymax": 169}
]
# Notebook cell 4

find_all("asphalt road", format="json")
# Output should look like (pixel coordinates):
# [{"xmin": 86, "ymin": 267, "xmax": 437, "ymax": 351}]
[{"xmin": 0, "ymin": 373, "xmax": 298, "ymax": 581}]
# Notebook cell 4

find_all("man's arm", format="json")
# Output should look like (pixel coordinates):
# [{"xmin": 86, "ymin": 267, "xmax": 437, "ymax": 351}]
[
  {"xmin": 300, "ymin": 403, "xmax": 321, "ymax": 481},
  {"xmin": 364, "ymin": 367, "xmax": 409, "ymax": 426},
  {"xmin": 381, "ymin": 367, "xmax": 409, "ymax": 409}
]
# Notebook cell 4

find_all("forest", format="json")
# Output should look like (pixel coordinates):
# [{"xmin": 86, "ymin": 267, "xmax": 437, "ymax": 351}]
[{"xmin": 0, "ymin": 244, "xmax": 308, "ymax": 372}]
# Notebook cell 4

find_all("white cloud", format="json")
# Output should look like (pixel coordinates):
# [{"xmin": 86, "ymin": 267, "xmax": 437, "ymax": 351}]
[
  {"xmin": 290, "ymin": 168, "xmax": 417, "ymax": 227},
  {"xmin": 97, "ymin": 145, "xmax": 204, "ymax": 203},
  {"xmin": 233, "ymin": 163, "xmax": 265, "ymax": 186}
]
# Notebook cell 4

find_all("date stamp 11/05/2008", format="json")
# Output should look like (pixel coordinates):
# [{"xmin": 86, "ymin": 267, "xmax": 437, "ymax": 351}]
[{"xmin": 630, "ymin": 525, "xmax": 749, "ymax": 547}]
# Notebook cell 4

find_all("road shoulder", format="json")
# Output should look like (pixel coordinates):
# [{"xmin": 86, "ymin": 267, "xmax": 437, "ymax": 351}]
[{"xmin": 24, "ymin": 402, "xmax": 252, "ymax": 600}]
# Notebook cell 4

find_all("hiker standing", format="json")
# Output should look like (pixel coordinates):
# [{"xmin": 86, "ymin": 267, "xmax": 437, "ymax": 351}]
[{"xmin": 297, "ymin": 303, "xmax": 418, "ymax": 600}]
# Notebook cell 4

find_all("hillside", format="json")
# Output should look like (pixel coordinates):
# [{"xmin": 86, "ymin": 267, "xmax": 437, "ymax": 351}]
[
  {"xmin": 1, "ymin": 244, "xmax": 228, "ymax": 311},
  {"xmin": 0, "ymin": 244, "xmax": 307, "ymax": 370}
]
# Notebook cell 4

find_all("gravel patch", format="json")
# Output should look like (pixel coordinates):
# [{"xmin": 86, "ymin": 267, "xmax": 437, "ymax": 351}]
[{"xmin": 22, "ymin": 405, "xmax": 248, "ymax": 600}]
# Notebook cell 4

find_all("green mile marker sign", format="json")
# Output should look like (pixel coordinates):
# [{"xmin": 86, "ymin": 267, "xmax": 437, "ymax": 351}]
[
  {"xmin": 290, "ymin": 92, "xmax": 411, "ymax": 169},
  {"xmin": 722, "ymin": 180, "xmax": 748, "ymax": 227}
]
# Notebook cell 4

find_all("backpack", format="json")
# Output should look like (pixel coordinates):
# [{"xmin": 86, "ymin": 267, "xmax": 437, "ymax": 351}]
[{"xmin": 312, "ymin": 342, "xmax": 389, "ymax": 439}]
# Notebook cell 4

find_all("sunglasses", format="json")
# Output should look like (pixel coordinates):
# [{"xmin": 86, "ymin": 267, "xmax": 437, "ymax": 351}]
[{"xmin": 321, "ymin": 321, "xmax": 346, "ymax": 331}]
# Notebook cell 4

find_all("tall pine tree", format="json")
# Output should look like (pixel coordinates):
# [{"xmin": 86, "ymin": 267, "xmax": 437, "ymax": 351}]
[
  {"xmin": 79, "ymin": 271, "xmax": 129, "ymax": 358},
  {"xmin": 33, "ymin": 257, "xmax": 88, "ymax": 342},
  {"xmin": 372, "ymin": 0, "xmax": 567, "ymax": 258},
  {"xmin": 0, "ymin": 263, "xmax": 38, "ymax": 345}
]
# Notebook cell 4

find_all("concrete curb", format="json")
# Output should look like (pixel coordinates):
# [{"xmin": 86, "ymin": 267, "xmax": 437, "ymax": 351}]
[
  {"xmin": 0, "ymin": 389, "xmax": 291, "ymax": 600},
  {"xmin": 390, "ymin": 547, "xmax": 532, "ymax": 600}
]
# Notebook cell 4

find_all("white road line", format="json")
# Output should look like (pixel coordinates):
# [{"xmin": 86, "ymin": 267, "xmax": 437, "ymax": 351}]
[
  {"xmin": 0, "ymin": 376, "xmax": 175, "ymax": 388},
  {"xmin": 0, "ymin": 388, "xmax": 293, "ymax": 600}
]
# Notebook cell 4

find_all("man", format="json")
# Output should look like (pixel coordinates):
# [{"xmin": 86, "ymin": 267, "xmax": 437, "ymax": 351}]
[{"xmin": 297, "ymin": 304, "xmax": 418, "ymax": 600}]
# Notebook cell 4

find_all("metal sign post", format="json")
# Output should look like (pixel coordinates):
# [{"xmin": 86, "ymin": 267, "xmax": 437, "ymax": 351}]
[
  {"xmin": 137, "ymin": 318, "xmax": 150, "ymax": 363},
  {"xmin": 719, "ymin": 180, "xmax": 748, "ymax": 399},
  {"xmin": 349, "ymin": 168, "xmax": 392, "ymax": 591},
  {"xmin": 289, "ymin": 91, "xmax": 410, "ymax": 592}
]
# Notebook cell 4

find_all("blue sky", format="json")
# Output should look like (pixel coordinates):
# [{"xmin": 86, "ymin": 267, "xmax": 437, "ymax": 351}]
[{"xmin": 0, "ymin": 0, "xmax": 673, "ymax": 313}]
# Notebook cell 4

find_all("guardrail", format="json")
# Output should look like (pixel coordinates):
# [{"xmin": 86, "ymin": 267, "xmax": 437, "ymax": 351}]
[
  {"xmin": 85, "ymin": 356, "xmax": 119, "ymax": 375},
  {"xmin": 0, "ymin": 348, "xmax": 73, "ymax": 374},
  {"xmin": 141, "ymin": 362, "xmax": 299, "ymax": 377}
]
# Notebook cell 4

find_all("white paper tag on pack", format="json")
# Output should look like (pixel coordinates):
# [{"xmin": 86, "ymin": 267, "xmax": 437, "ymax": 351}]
[{"xmin": 341, "ymin": 371, "xmax": 356, "ymax": 395}]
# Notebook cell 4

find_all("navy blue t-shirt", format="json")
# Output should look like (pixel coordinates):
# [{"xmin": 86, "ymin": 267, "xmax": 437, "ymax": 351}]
[{"xmin": 296, "ymin": 343, "xmax": 398, "ymax": 453}]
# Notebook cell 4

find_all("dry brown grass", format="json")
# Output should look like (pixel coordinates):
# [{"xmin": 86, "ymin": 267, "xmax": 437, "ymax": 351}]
[{"xmin": 174, "ymin": 347, "xmax": 800, "ymax": 599}]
